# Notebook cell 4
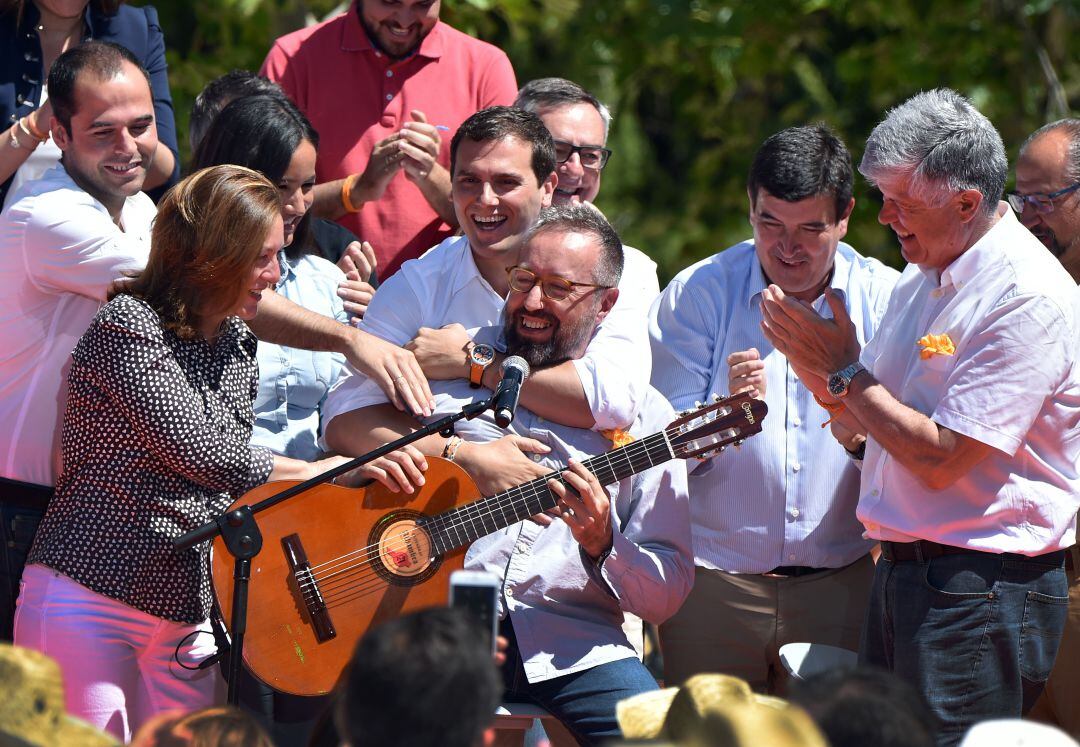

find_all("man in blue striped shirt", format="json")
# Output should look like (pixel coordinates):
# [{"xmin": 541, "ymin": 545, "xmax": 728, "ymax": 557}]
[{"xmin": 649, "ymin": 124, "xmax": 899, "ymax": 692}]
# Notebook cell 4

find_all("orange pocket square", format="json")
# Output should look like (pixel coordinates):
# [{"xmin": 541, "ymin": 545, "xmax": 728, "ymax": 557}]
[{"xmin": 917, "ymin": 333, "xmax": 955, "ymax": 359}]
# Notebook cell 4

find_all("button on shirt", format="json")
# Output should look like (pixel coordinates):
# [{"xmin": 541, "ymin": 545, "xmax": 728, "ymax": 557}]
[
  {"xmin": 322, "ymin": 235, "xmax": 660, "ymax": 432},
  {"xmin": 0, "ymin": 165, "xmax": 155, "ymax": 487},
  {"xmin": 859, "ymin": 206, "xmax": 1080, "ymax": 554},
  {"xmin": 649, "ymin": 241, "xmax": 899, "ymax": 572},
  {"xmin": 417, "ymin": 342, "xmax": 691, "ymax": 684},
  {"xmin": 253, "ymin": 252, "xmax": 347, "ymax": 460}
]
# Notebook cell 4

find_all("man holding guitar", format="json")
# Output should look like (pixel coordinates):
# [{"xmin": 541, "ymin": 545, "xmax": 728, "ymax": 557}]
[{"xmin": 322, "ymin": 204, "xmax": 697, "ymax": 745}]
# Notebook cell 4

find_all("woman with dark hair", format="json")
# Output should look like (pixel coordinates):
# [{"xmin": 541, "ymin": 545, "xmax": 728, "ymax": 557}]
[
  {"xmin": 0, "ymin": 0, "xmax": 179, "ymax": 209},
  {"xmin": 191, "ymin": 94, "xmax": 375, "ymax": 746},
  {"xmin": 193, "ymin": 95, "xmax": 365, "ymax": 462},
  {"xmin": 12, "ymin": 165, "xmax": 424, "ymax": 742}
]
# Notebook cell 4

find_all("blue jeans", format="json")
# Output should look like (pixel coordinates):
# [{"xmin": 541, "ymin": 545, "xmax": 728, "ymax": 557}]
[
  {"xmin": 501, "ymin": 620, "xmax": 658, "ymax": 745},
  {"xmin": 861, "ymin": 551, "xmax": 1069, "ymax": 747},
  {"xmin": 0, "ymin": 502, "xmax": 45, "ymax": 641}
]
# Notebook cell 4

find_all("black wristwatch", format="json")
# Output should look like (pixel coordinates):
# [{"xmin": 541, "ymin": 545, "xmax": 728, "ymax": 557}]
[{"xmin": 845, "ymin": 439, "xmax": 867, "ymax": 461}]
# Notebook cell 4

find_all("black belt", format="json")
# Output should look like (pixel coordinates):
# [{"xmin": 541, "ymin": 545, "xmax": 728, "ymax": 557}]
[
  {"xmin": 762, "ymin": 565, "xmax": 827, "ymax": 578},
  {"xmin": 880, "ymin": 540, "xmax": 1066, "ymax": 568},
  {"xmin": 0, "ymin": 477, "xmax": 53, "ymax": 511}
]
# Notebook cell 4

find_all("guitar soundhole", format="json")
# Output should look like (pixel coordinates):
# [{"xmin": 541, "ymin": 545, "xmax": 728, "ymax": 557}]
[{"xmin": 368, "ymin": 510, "xmax": 441, "ymax": 587}]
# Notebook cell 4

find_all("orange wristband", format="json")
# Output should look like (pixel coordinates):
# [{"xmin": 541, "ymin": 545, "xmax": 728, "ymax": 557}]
[
  {"xmin": 341, "ymin": 174, "xmax": 361, "ymax": 213},
  {"xmin": 812, "ymin": 393, "xmax": 846, "ymax": 428}
]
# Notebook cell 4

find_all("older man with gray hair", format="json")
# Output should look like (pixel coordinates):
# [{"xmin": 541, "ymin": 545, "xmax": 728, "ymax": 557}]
[{"xmin": 760, "ymin": 89, "xmax": 1080, "ymax": 745}]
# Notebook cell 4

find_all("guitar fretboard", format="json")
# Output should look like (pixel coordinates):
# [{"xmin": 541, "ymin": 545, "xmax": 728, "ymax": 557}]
[{"xmin": 422, "ymin": 431, "xmax": 674, "ymax": 555}]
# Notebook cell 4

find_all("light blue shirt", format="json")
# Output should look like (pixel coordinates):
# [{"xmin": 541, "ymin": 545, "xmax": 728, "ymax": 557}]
[
  {"xmin": 252, "ymin": 251, "xmax": 347, "ymax": 460},
  {"xmin": 433, "ymin": 330, "xmax": 693, "ymax": 684},
  {"xmin": 649, "ymin": 240, "xmax": 899, "ymax": 573}
]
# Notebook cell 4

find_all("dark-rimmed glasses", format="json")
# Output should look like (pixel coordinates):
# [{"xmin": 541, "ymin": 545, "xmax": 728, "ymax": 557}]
[
  {"xmin": 1007, "ymin": 182, "xmax": 1080, "ymax": 215},
  {"xmin": 552, "ymin": 139, "xmax": 612, "ymax": 171},
  {"xmin": 506, "ymin": 265, "xmax": 613, "ymax": 301}
]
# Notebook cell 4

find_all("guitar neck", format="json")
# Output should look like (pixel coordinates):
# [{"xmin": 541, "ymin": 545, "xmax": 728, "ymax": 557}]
[{"xmin": 424, "ymin": 431, "xmax": 675, "ymax": 554}]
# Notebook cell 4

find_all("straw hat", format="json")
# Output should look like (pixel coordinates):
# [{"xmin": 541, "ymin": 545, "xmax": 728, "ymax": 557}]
[
  {"xmin": 616, "ymin": 673, "xmax": 827, "ymax": 747},
  {"xmin": 0, "ymin": 644, "xmax": 118, "ymax": 747}
]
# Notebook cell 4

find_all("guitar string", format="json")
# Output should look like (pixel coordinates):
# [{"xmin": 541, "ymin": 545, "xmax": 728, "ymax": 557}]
[
  {"xmin": 303, "ymin": 439, "xmax": 675, "ymax": 606},
  {"xmin": 298, "ymin": 435, "xmax": 688, "ymax": 609},
  {"xmin": 300, "ymin": 434, "xmax": 669, "ymax": 582},
  {"xmin": 295, "ymin": 435, "xmax": 679, "ymax": 605},
  {"xmin": 286, "ymin": 406, "xmax": 746, "ymax": 608},
  {"xmin": 298, "ymin": 444, "xmax": 669, "ymax": 609},
  {"xmin": 308, "ymin": 435, "xmax": 666, "ymax": 583}
]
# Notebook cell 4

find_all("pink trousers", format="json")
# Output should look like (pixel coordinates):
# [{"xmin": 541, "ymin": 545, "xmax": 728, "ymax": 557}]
[{"xmin": 14, "ymin": 564, "xmax": 223, "ymax": 742}]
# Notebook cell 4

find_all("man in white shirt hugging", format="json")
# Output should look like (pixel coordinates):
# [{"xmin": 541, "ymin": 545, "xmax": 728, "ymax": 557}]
[{"xmin": 324, "ymin": 106, "xmax": 656, "ymax": 495}]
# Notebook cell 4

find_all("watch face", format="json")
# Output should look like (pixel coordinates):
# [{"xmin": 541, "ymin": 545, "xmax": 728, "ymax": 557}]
[
  {"xmin": 470, "ymin": 344, "xmax": 495, "ymax": 366},
  {"xmin": 827, "ymin": 373, "xmax": 846, "ymax": 397}
]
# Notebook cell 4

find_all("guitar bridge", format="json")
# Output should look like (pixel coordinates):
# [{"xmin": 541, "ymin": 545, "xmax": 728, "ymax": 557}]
[{"xmin": 282, "ymin": 534, "xmax": 337, "ymax": 643}]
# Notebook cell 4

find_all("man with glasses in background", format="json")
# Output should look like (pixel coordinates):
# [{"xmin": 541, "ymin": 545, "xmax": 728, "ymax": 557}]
[
  {"xmin": 1012, "ymin": 118, "xmax": 1080, "ymax": 738},
  {"xmin": 1011, "ymin": 120, "xmax": 1080, "ymax": 283}
]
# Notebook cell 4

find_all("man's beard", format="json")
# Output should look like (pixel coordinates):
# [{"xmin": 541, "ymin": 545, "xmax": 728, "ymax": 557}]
[
  {"xmin": 357, "ymin": 7, "xmax": 427, "ymax": 60},
  {"xmin": 504, "ymin": 303, "xmax": 599, "ymax": 372}
]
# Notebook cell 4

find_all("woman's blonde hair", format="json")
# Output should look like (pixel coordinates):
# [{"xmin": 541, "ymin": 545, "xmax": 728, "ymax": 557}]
[{"xmin": 114, "ymin": 164, "xmax": 280, "ymax": 339}]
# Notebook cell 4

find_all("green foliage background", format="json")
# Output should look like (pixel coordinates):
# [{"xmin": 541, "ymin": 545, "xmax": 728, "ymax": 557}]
[{"xmin": 145, "ymin": 0, "xmax": 1078, "ymax": 283}]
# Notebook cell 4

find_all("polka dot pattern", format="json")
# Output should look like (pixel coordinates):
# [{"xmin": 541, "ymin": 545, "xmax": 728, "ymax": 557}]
[{"xmin": 29, "ymin": 294, "xmax": 274, "ymax": 624}]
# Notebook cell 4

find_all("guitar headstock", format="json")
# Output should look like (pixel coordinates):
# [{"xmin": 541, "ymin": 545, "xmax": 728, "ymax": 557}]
[{"xmin": 666, "ymin": 391, "xmax": 768, "ymax": 460}]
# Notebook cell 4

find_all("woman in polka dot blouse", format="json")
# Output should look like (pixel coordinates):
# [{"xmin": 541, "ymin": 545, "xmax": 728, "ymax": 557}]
[{"xmin": 12, "ymin": 165, "xmax": 425, "ymax": 741}]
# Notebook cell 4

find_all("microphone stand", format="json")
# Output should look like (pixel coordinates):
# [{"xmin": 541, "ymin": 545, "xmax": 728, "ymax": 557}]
[{"xmin": 174, "ymin": 395, "xmax": 496, "ymax": 705}]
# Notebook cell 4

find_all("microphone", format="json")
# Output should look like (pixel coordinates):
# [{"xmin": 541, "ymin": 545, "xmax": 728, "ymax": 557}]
[{"xmin": 494, "ymin": 356, "xmax": 530, "ymax": 428}]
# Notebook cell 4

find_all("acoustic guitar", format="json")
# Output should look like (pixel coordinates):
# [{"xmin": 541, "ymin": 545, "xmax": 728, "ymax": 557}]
[{"xmin": 210, "ymin": 392, "xmax": 767, "ymax": 696}]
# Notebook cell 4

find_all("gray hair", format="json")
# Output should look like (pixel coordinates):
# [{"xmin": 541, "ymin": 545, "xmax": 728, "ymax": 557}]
[
  {"xmin": 514, "ymin": 78, "xmax": 612, "ymax": 139},
  {"xmin": 859, "ymin": 88, "xmax": 1007, "ymax": 214},
  {"xmin": 525, "ymin": 203, "xmax": 624, "ymax": 287},
  {"xmin": 1020, "ymin": 118, "xmax": 1080, "ymax": 184}
]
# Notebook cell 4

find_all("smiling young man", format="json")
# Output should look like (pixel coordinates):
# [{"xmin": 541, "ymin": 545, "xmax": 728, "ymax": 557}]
[
  {"xmin": 0, "ymin": 42, "xmax": 159, "ymax": 640},
  {"xmin": 760, "ymin": 90, "xmax": 1080, "ymax": 745},
  {"xmin": 648, "ymin": 124, "xmax": 899, "ymax": 693},
  {"xmin": 324, "ymin": 107, "xmax": 656, "ymax": 496},
  {"xmin": 261, "ymin": 0, "xmax": 518, "ymax": 277},
  {"xmin": 328, "ymin": 205, "xmax": 693, "ymax": 745}
]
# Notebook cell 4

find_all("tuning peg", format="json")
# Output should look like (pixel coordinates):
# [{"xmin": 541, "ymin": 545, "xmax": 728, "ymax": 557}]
[
  {"xmin": 679, "ymin": 408, "xmax": 693, "ymax": 417},
  {"xmin": 694, "ymin": 401, "xmax": 703, "ymax": 409},
  {"xmin": 712, "ymin": 393, "xmax": 722, "ymax": 403}
]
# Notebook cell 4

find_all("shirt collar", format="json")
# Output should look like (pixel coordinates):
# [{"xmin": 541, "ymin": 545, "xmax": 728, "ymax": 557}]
[
  {"xmin": 450, "ymin": 237, "xmax": 502, "ymax": 300},
  {"xmin": 938, "ymin": 201, "xmax": 1011, "ymax": 290},
  {"xmin": 275, "ymin": 250, "xmax": 296, "ymax": 288},
  {"xmin": 745, "ymin": 239, "xmax": 852, "ymax": 308},
  {"xmin": 341, "ymin": 2, "xmax": 445, "ymax": 60}
]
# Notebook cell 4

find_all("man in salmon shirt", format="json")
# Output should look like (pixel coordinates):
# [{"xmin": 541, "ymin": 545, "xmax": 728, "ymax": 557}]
[{"xmin": 261, "ymin": 0, "xmax": 518, "ymax": 278}]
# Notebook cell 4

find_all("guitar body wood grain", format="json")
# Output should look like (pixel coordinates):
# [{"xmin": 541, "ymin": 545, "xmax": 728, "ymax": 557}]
[{"xmin": 211, "ymin": 457, "xmax": 479, "ymax": 696}]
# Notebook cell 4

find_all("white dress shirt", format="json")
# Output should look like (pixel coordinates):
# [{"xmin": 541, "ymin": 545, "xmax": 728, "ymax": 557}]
[
  {"xmin": 323, "ymin": 234, "xmax": 658, "ymax": 432},
  {"xmin": 860, "ymin": 205, "xmax": 1080, "ymax": 554},
  {"xmin": 650, "ymin": 241, "xmax": 899, "ymax": 572},
  {"xmin": 0, "ymin": 165, "xmax": 155, "ymax": 486}
]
